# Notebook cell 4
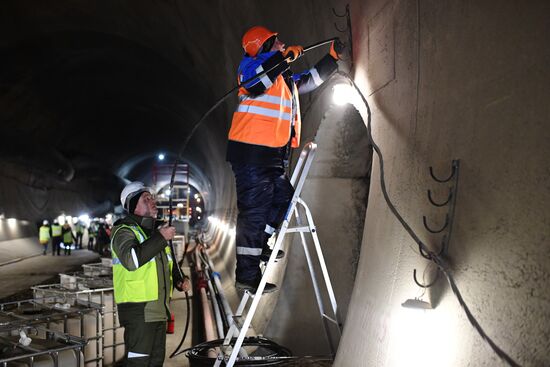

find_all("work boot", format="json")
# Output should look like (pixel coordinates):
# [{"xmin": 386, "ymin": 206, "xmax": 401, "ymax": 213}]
[
  {"xmin": 235, "ymin": 278, "xmax": 277, "ymax": 294},
  {"xmin": 260, "ymin": 248, "xmax": 285, "ymax": 262}
]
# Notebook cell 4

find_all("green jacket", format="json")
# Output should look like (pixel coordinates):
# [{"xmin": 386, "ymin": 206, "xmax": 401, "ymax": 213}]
[{"xmin": 110, "ymin": 214, "xmax": 181, "ymax": 322}]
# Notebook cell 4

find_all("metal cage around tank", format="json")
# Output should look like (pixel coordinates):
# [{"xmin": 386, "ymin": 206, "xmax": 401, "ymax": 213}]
[{"xmin": 31, "ymin": 281, "xmax": 124, "ymax": 366}]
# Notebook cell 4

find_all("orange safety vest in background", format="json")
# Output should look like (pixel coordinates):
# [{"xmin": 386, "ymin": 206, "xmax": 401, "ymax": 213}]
[{"xmin": 229, "ymin": 74, "xmax": 301, "ymax": 148}]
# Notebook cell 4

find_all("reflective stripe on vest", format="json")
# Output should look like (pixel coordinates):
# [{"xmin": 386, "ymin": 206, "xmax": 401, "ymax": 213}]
[
  {"xmin": 51, "ymin": 225, "xmax": 62, "ymax": 237},
  {"xmin": 111, "ymin": 224, "xmax": 173, "ymax": 304},
  {"xmin": 39, "ymin": 226, "xmax": 50, "ymax": 242},
  {"xmin": 229, "ymin": 75, "xmax": 301, "ymax": 148}
]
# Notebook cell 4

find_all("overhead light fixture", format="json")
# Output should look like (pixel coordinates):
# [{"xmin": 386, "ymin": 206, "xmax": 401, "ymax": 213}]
[{"xmin": 158, "ymin": 153, "xmax": 165, "ymax": 161}]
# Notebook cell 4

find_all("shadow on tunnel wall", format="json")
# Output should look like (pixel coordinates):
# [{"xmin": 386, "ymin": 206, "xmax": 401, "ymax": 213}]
[{"xmin": 264, "ymin": 84, "xmax": 372, "ymax": 355}]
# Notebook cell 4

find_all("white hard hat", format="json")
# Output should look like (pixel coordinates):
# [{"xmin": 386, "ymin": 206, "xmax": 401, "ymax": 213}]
[
  {"xmin": 43, "ymin": 220, "xmax": 49, "ymax": 225},
  {"xmin": 120, "ymin": 181, "xmax": 153, "ymax": 210}
]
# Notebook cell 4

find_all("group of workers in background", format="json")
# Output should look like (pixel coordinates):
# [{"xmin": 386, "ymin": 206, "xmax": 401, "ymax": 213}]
[{"xmin": 38, "ymin": 218, "xmax": 112, "ymax": 256}]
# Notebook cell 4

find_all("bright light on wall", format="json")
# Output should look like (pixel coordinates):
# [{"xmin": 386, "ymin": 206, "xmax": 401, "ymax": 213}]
[
  {"xmin": 7, "ymin": 218, "xmax": 17, "ymax": 228},
  {"xmin": 177, "ymin": 203, "xmax": 184, "ymax": 208},
  {"xmin": 332, "ymin": 83, "xmax": 356, "ymax": 106},
  {"xmin": 208, "ymin": 216, "xmax": 235, "ymax": 235},
  {"xmin": 158, "ymin": 153, "xmax": 165, "ymax": 161}
]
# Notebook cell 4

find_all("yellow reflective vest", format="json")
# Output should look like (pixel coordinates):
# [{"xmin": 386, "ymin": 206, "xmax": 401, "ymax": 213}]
[
  {"xmin": 51, "ymin": 224, "xmax": 62, "ymax": 237},
  {"xmin": 39, "ymin": 226, "xmax": 50, "ymax": 244},
  {"xmin": 111, "ymin": 224, "xmax": 173, "ymax": 304}
]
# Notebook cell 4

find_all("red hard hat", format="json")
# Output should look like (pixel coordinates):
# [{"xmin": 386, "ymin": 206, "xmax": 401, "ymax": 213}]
[{"xmin": 242, "ymin": 26, "xmax": 278, "ymax": 57}]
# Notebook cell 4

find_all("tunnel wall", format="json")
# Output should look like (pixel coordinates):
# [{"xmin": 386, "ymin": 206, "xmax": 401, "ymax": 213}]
[{"xmin": 335, "ymin": 1, "xmax": 550, "ymax": 366}]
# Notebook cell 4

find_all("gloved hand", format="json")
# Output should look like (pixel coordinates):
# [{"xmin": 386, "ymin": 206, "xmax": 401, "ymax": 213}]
[
  {"xmin": 330, "ymin": 39, "xmax": 346, "ymax": 60},
  {"xmin": 176, "ymin": 275, "xmax": 191, "ymax": 292},
  {"xmin": 283, "ymin": 45, "xmax": 304, "ymax": 62}
]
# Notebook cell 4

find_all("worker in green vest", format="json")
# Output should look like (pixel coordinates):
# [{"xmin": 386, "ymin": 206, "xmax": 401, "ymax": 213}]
[
  {"xmin": 50, "ymin": 219, "xmax": 62, "ymax": 256},
  {"xmin": 39, "ymin": 220, "xmax": 50, "ymax": 255},
  {"xmin": 75, "ymin": 221, "xmax": 84, "ymax": 249},
  {"xmin": 87, "ymin": 220, "xmax": 97, "ymax": 250},
  {"xmin": 111, "ymin": 181, "xmax": 190, "ymax": 366},
  {"xmin": 61, "ymin": 222, "xmax": 76, "ymax": 256}
]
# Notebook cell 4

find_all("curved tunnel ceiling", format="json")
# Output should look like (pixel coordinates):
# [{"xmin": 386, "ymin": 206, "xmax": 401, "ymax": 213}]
[{"xmin": 0, "ymin": 0, "xmax": 344, "ymax": 220}]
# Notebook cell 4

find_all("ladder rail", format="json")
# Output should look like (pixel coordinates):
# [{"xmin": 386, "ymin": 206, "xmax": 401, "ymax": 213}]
[
  {"xmin": 298, "ymin": 198, "xmax": 342, "ymax": 334},
  {"xmin": 294, "ymin": 206, "xmax": 337, "ymax": 355}
]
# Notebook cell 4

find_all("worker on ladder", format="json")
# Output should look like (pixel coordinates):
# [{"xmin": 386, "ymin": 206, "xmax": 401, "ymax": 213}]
[{"xmin": 227, "ymin": 26, "xmax": 345, "ymax": 293}]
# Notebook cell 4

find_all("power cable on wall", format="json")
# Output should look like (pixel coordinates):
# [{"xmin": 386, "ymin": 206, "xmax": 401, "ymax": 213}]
[{"xmin": 336, "ymin": 71, "xmax": 521, "ymax": 367}]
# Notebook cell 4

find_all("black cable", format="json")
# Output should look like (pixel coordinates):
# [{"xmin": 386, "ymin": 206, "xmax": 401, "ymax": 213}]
[
  {"xmin": 184, "ymin": 336, "xmax": 292, "ymax": 366},
  {"xmin": 336, "ymin": 71, "xmax": 521, "ymax": 367},
  {"xmin": 169, "ymin": 238, "xmax": 192, "ymax": 359}
]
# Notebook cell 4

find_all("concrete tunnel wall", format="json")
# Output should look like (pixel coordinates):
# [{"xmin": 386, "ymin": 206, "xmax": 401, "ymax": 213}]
[{"xmin": 333, "ymin": 1, "xmax": 550, "ymax": 366}]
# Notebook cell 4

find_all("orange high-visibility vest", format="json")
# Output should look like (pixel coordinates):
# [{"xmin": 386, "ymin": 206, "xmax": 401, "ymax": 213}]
[{"xmin": 229, "ymin": 75, "xmax": 301, "ymax": 148}]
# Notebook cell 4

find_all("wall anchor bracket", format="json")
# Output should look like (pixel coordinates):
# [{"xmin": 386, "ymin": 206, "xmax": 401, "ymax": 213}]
[{"xmin": 413, "ymin": 160, "xmax": 460, "ymax": 288}]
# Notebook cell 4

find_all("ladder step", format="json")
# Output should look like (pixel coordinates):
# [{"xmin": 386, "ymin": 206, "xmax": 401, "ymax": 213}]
[
  {"xmin": 285, "ymin": 226, "xmax": 311, "ymax": 233},
  {"xmin": 322, "ymin": 313, "xmax": 339, "ymax": 325}
]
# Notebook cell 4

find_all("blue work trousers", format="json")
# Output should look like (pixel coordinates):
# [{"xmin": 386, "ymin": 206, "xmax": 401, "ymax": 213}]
[{"xmin": 232, "ymin": 164, "xmax": 294, "ymax": 283}]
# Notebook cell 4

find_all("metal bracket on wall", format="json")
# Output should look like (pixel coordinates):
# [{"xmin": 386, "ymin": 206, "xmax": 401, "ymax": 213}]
[
  {"xmin": 332, "ymin": 4, "xmax": 354, "ymax": 69},
  {"xmin": 413, "ymin": 160, "xmax": 460, "ymax": 287}
]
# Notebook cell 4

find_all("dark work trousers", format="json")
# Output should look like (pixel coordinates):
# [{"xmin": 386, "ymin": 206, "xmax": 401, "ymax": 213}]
[
  {"xmin": 64, "ymin": 242, "xmax": 72, "ymax": 255},
  {"xmin": 52, "ymin": 237, "xmax": 61, "ymax": 256},
  {"xmin": 118, "ymin": 304, "xmax": 167, "ymax": 367},
  {"xmin": 232, "ymin": 164, "xmax": 294, "ymax": 283},
  {"xmin": 76, "ymin": 233, "xmax": 83, "ymax": 248}
]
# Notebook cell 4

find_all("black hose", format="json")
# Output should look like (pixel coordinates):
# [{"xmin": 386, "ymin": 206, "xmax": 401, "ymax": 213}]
[
  {"xmin": 169, "ymin": 238, "xmax": 192, "ymax": 359},
  {"xmin": 336, "ymin": 71, "xmax": 521, "ymax": 367},
  {"xmin": 184, "ymin": 336, "xmax": 292, "ymax": 366}
]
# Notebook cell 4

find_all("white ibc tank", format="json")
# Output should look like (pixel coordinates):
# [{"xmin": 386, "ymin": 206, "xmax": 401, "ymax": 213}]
[
  {"xmin": 10, "ymin": 301, "xmax": 100, "ymax": 367},
  {"xmin": 32, "ymin": 284, "xmax": 125, "ymax": 367}
]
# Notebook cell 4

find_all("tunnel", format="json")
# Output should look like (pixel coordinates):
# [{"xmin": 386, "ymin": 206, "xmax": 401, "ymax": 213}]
[{"xmin": 0, "ymin": 1, "xmax": 549, "ymax": 366}]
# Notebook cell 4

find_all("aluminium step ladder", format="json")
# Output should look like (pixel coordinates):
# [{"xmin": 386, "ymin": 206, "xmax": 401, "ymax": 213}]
[{"xmin": 215, "ymin": 142, "xmax": 343, "ymax": 366}]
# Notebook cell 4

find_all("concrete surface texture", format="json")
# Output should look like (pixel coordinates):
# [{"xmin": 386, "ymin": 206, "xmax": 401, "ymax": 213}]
[{"xmin": 334, "ymin": 0, "xmax": 550, "ymax": 366}]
